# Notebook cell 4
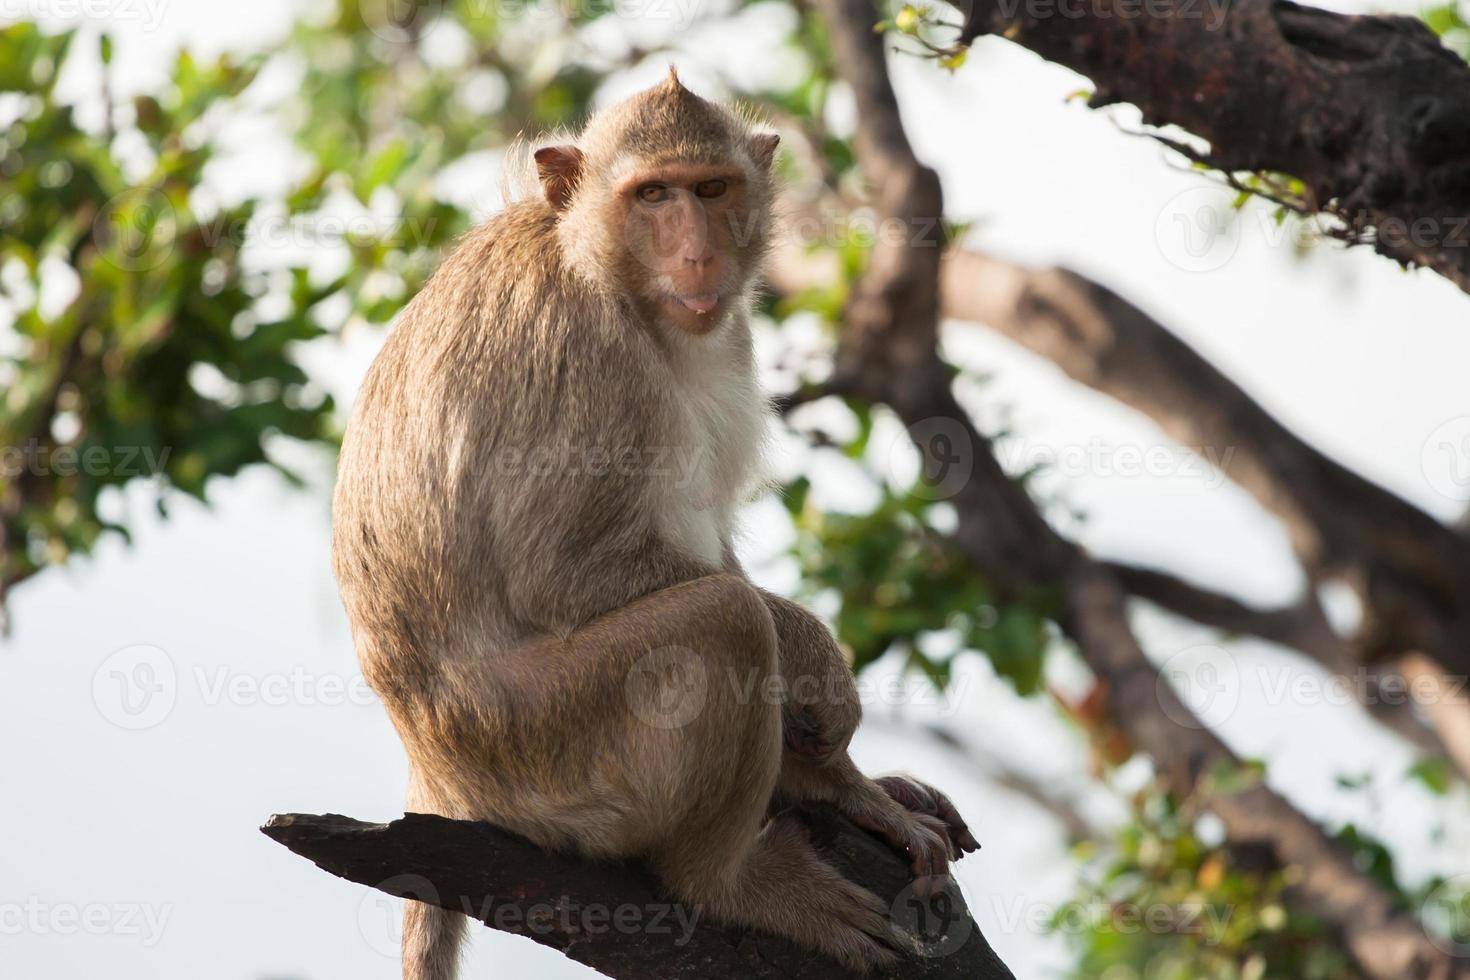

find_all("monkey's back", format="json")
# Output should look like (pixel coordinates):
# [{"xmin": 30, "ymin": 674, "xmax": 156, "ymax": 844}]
[{"xmin": 336, "ymin": 201, "xmax": 690, "ymax": 705}]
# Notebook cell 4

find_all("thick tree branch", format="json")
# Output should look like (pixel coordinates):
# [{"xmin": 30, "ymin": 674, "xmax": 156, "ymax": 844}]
[
  {"xmin": 1105, "ymin": 560, "xmax": 1344, "ymax": 666},
  {"xmin": 934, "ymin": 248, "xmax": 1470, "ymax": 770},
  {"xmin": 814, "ymin": 0, "xmax": 1465, "ymax": 976},
  {"xmin": 937, "ymin": 247, "xmax": 1470, "ymax": 649},
  {"xmin": 262, "ymin": 810, "xmax": 1013, "ymax": 980},
  {"xmin": 1105, "ymin": 560, "xmax": 1464, "ymax": 763},
  {"xmin": 960, "ymin": 0, "xmax": 1470, "ymax": 295}
]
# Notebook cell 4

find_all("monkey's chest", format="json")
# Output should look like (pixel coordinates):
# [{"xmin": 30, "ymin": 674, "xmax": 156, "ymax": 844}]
[{"xmin": 656, "ymin": 371, "xmax": 765, "ymax": 566}]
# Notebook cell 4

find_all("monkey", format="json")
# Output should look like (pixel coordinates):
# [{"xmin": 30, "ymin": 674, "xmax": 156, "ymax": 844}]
[{"xmin": 331, "ymin": 69, "xmax": 980, "ymax": 979}]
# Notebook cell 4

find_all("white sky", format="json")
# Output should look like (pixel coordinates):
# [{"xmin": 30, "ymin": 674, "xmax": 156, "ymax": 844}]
[{"xmin": 3, "ymin": 1, "xmax": 1470, "ymax": 978}]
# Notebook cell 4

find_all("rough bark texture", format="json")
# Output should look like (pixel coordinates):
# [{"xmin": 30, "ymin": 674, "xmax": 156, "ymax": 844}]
[
  {"xmin": 261, "ymin": 809, "xmax": 1014, "ymax": 980},
  {"xmin": 962, "ymin": 0, "xmax": 1470, "ymax": 295}
]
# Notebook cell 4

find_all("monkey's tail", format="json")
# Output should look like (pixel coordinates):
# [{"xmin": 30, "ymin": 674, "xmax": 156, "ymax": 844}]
[{"xmin": 403, "ymin": 901, "xmax": 466, "ymax": 980}]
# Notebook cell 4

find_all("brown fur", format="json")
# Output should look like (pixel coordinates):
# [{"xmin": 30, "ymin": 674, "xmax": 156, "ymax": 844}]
[{"xmin": 332, "ymin": 71, "xmax": 977, "ymax": 980}]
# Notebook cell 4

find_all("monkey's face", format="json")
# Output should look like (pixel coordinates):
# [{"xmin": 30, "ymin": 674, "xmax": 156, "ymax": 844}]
[
  {"xmin": 614, "ymin": 163, "xmax": 764, "ymax": 336},
  {"xmin": 534, "ymin": 75, "xmax": 780, "ymax": 334}
]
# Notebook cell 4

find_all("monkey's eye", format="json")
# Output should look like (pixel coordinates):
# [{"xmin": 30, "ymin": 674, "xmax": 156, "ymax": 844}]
[
  {"xmin": 637, "ymin": 183, "xmax": 670, "ymax": 204},
  {"xmin": 694, "ymin": 179, "xmax": 727, "ymax": 199}
]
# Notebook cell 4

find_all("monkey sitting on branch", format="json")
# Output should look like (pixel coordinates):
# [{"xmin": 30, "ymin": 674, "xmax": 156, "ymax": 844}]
[{"xmin": 331, "ymin": 69, "xmax": 980, "ymax": 980}]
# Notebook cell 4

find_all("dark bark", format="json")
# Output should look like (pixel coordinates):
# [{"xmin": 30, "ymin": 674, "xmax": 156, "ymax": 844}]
[
  {"xmin": 261, "ymin": 809, "xmax": 1015, "ymax": 980},
  {"xmin": 961, "ymin": 0, "xmax": 1470, "ymax": 295}
]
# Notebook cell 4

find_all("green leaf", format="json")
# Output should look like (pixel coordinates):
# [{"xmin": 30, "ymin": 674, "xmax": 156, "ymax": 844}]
[{"xmin": 1408, "ymin": 758, "xmax": 1453, "ymax": 796}]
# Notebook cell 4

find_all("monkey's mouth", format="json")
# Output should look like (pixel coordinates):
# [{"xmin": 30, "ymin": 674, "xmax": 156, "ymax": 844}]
[{"xmin": 672, "ymin": 292, "xmax": 720, "ymax": 315}]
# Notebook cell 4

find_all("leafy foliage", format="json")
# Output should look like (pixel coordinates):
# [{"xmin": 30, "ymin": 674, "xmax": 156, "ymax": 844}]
[
  {"xmin": 1425, "ymin": 3, "xmax": 1470, "ymax": 60},
  {"xmin": 786, "ymin": 473, "xmax": 1052, "ymax": 694},
  {"xmin": 0, "ymin": 24, "xmax": 337, "ymax": 594},
  {"xmin": 1063, "ymin": 787, "xmax": 1353, "ymax": 980}
]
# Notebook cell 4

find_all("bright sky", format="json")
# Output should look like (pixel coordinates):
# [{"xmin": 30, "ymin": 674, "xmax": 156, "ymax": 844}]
[{"xmin": 3, "ymin": 1, "xmax": 1470, "ymax": 978}]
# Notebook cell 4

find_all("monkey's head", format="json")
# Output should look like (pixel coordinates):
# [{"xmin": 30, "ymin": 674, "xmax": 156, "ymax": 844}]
[{"xmin": 533, "ymin": 69, "xmax": 781, "ymax": 337}]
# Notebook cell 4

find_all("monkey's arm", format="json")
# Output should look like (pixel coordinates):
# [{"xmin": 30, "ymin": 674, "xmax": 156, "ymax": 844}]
[
  {"xmin": 718, "ymin": 543, "xmax": 860, "ymax": 763},
  {"xmin": 716, "ymin": 543, "xmax": 979, "ymax": 883},
  {"xmin": 760, "ymin": 589, "xmax": 864, "ymax": 764}
]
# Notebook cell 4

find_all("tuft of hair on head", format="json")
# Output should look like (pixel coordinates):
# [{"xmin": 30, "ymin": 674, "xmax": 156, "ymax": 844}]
[{"xmin": 507, "ymin": 73, "xmax": 785, "ymax": 216}]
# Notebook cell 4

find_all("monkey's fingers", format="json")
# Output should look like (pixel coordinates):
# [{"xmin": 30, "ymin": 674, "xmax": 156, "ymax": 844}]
[
  {"xmin": 932, "ymin": 790, "xmax": 981, "ymax": 855},
  {"xmin": 906, "ymin": 816, "xmax": 955, "ymax": 899},
  {"xmin": 874, "ymin": 774, "xmax": 935, "ymax": 814},
  {"xmin": 876, "ymin": 775, "xmax": 980, "ymax": 857},
  {"xmin": 849, "ymin": 807, "xmax": 933, "ymax": 877}
]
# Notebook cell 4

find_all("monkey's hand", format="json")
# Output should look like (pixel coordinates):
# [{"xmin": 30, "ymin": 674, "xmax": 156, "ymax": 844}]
[
  {"xmin": 874, "ymin": 775, "xmax": 981, "ymax": 858},
  {"xmin": 836, "ymin": 774, "xmax": 980, "ymax": 899}
]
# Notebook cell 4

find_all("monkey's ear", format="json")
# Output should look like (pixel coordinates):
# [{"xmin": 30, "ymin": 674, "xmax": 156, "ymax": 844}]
[
  {"xmin": 534, "ymin": 145, "xmax": 584, "ymax": 210},
  {"xmin": 750, "ymin": 133, "xmax": 780, "ymax": 171}
]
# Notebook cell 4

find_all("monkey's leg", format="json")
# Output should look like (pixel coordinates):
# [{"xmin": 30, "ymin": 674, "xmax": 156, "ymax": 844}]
[
  {"xmin": 576, "ymin": 574, "xmax": 908, "ymax": 970},
  {"xmin": 760, "ymin": 592, "xmax": 981, "ymax": 896},
  {"xmin": 409, "ymin": 574, "xmax": 907, "ymax": 972},
  {"xmin": 759, "ymin": 589, "xmax": 864, "ymax": 767}
]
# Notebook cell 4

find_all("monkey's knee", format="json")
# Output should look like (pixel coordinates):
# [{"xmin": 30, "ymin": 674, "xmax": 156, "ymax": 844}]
[
  {"xmin": 626, "ymin": 578, "xmax": 784, "ymax": 828},
  {"xmin": 672, "ymin": 573, "xmax": 779, "ymax": 679}
]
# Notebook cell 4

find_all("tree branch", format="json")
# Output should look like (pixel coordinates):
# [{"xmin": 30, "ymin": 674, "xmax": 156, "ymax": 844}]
[
  {"xmin": 1105, "ymin": 560, "xmax": 1461, "ymax": 762},
  {"xmin": 960, "ymin": 0, "xmax": 1470, "ymax": 295},
  {"xmin": 934, "ymin": 247, "xmax": 1470, "ymax": 773},
  {"xmin": 261, "ymin": 809, "xmax": 1014, "ymax": 980},
  {"xmin": 1105, "ymin": 560, "xmax": 1342, "ymax": 664},
  {"xmin": 770, "ymin": 195, "xmax": 1470, "ymax": 779}
]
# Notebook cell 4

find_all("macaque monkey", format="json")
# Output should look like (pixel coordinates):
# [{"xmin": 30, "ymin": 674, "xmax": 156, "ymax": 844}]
[{"xmin": 332, "ymin": 69, "xmax": 979, "ymax": 979}]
